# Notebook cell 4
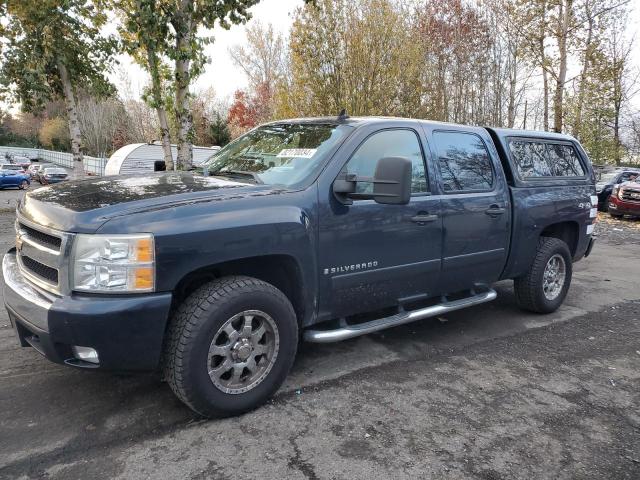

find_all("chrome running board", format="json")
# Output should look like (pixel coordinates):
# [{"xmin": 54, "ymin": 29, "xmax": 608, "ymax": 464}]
[{"xmin": 304, "ymin": 288, "xmax": 497, "ymax": 343}]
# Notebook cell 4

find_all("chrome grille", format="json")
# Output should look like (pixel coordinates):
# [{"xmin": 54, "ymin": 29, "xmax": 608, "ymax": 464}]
[
  {"xmin": 15, "ymin": 216, "xmax": 73, "ymax": 295},
  {"xmin": 621, "ymin": 188, "xmax": 640, "ymax": 202},
  {"xmin": 20, "ymin": 255, "xmax": 59, "ymax": 283},
  {"xmin": 18, "ymin": 222, "xmax": 62, "ymax": 250}
]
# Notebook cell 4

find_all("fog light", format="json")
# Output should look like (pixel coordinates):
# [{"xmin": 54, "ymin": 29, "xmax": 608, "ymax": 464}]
[{"xmin": 71, "ymin": 346, "xmax": 99, "ymax": 364}]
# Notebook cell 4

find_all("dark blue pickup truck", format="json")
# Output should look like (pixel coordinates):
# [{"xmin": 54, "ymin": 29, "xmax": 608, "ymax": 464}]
[{"xmin": 2, "ymin": 116, "xmax": 597, "ymax": 416}]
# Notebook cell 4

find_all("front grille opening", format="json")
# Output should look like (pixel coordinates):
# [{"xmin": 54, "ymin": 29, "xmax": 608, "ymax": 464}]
[
  {"xmin": 621, "ymin": 189, "xmax": 640, "ymax": 202},
  {"xmin": 19, "ymin": 223, "xmax": 62, "ymax": 250},
  {"xmin": 21, "ymin": 255, "xmax": 58, "ymax": 284}
]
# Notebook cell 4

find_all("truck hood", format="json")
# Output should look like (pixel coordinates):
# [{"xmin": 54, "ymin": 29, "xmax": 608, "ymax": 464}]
[{"xmin": 19, "ymin": 172, "xmax": 287, "ymax": 232}]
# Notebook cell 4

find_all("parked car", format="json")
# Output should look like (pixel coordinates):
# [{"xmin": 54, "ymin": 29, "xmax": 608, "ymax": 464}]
[
  {"xmin": 13, "ymin": 155, "xmax": 31, "ymax": 170},
  {"xmin": 0, "ymin": 163, "xmax": 26, "ymax": 174},
  {"xmin": 0, "ymin": 169, "xmax": 30, "ymax": 189},
  {"xmin": 29, "ymin": 163, "xmax": 54, "ymax": 179},
  {"xmin": 2, "ymin": 116, "xmax": 596, "ymax": 417},
  {"xmin": 608, "ymin": 178, "xmax": 640, "ymax": 218},
  {"xmin": 36, "ymin": 167, "xmax": 69, "ymax": 184},
  {"xmin": 595, "ymin": 169, "xmax": 640, "ymax": 210}
]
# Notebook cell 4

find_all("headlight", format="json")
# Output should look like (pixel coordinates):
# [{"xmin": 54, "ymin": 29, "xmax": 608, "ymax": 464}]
[
  {"xmin": 611, "ymin": 185, "xmax": 619, "ymax": 198},
  {"xmin": 72, "ymin": 234, "xmax": 155, "ymax": 293}
]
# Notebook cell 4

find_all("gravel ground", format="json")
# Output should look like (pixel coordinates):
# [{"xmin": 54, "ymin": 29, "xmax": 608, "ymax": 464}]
[{"xmin": 595, "ymin": 212, "xmax": 640, "ymax": 245}]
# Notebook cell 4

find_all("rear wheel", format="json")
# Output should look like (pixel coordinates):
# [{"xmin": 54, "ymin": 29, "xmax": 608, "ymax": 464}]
[
  {"xmin": 514, "ymin": 237, "xmax": 572, "ymax": 314},
  {"xmin": 164, "ymin": 276, "xmax": 298, "ymax": 417}
]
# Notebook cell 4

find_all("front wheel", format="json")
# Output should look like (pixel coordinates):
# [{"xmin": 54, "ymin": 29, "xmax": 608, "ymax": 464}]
[
  {"xmin": 609, "ymin": 212, "xmax": 623, "ymax": 219},
  {"xmin": 164, "ymin": 276, "xmax": 298, "ymax": 417},
  {"xmin": 19, "ymin": 180, "xmax": 29, "ymax": 190},
  {"xmin": 514, "ymin": 237, "xmax": 572, "ymax": 314}
]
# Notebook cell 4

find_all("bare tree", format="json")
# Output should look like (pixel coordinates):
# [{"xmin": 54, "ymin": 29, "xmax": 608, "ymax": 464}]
[{"xmin": 76, "ymin": 98, "xmax": 129, "ymax": 157}]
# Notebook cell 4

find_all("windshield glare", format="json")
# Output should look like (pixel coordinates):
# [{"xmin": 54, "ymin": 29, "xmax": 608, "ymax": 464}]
[{"xmin": 203, "ymin": 123, "xmax": 351, "ymax": 187}]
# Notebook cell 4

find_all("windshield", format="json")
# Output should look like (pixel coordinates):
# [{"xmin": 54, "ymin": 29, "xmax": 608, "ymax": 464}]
[{"xmin": 203, "ymin": 123, "xmax": 351, "ymax": 187}]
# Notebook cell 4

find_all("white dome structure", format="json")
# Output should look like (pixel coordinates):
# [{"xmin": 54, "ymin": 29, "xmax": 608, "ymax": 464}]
[{"xmin": 105, "ymin": 143, "xmax": 221, "ymax": 176}]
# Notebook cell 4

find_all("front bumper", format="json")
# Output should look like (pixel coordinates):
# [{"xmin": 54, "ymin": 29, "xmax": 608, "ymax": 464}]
[
  {"xmin": 608, "ymin": 196, "xmax": 640, "ymax": 216},
  {"xmin": 3, "ymin": 250, "xmax": 173, "ymax": 371}
]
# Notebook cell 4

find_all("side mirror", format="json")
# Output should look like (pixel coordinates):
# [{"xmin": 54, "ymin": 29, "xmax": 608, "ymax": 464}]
[
  {"xmin": 333, "ymin": 156, "xmax": 412, "ymax": 205},
  {"xmin": 372, "ymin": 156, "xmax": 412, "ymax": 205}
]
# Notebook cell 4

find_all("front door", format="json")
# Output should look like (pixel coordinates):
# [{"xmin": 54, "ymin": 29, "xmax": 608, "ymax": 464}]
[
  {"xmin": 429, "ymin": 129, "xmax": 510, "ymax": 292},
  {"xmin": 317, "ymin": 125, "xmax": 443, "ymax": 322}
]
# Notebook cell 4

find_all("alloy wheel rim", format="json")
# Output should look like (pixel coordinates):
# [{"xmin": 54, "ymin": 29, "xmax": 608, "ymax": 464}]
[
  {"xmin": 542, "ymin": 254, "xmax": 566, "ymax": 301},
  {"xmin": 207, "ymin": 310, "xmax": 279, "ymax": 394}
]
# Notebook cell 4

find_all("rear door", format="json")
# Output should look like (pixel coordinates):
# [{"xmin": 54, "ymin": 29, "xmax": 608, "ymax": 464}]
[
  {"xmin": 317, "ymin": 123, "xmax": 443, "ymax": 321},
  {"xmin": 426, "ymin": 129, "xmax": 510, "ymax": 293},
  {"xmin": 3, "ymin": 172, "xmax": 20, "ymax": 187}
]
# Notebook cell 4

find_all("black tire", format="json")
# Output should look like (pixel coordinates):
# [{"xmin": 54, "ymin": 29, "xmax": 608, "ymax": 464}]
[
  {"xmin": 609, "ymin": 213, "xmax": 623, "ymax": 219},
  {"xmin": 514, "ymin": 237, "xmax": 572, "ymax": 314},
  {"xmin": 164, "ymin": 276, "xmax": 298, "ymax": 417},
  {"xmin": 19, "ymin": 180, "xmax": 29, "ymax": 190}
]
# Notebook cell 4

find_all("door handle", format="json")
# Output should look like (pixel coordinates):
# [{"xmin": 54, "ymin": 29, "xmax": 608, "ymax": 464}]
[
  {"xmin": 411, "ymin": 213, "xmax": 438, "ymax": 223},
  {"xmin": 485, "ymin": 204, "xmax": 506, "ymax": 217}
]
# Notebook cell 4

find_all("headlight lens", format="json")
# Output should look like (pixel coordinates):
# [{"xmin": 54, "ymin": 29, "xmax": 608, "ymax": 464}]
[
  {"xmin": 72, "ymin": 234, "xmax": 155, "ymax": 293},
  {"xmin": 611, "ymin": 185, "xmax": 619, "ymax": 198}
]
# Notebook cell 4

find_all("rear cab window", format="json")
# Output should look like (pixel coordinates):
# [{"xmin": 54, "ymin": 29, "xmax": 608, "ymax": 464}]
[{"xmin": 508, "ymin": 139, "xmax": 586, "ymax": 180}]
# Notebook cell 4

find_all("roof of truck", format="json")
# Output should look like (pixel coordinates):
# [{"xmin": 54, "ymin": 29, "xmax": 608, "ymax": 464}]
[
  {"xmin": 270, "ymin": 117, "xmax": 577, "ymax": 140},
  {"xmin": 486, "ymin": 127, "xmax": 577, "ymax": 142}
]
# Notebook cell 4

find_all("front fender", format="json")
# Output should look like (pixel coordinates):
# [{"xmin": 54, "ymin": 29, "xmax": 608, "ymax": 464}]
[{"xmin": 97, "ymin": 188, "xmax": 319, "ymax": 321}]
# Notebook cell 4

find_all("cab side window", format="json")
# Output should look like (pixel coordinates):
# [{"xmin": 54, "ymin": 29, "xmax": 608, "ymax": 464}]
[
  {"xmin": 434, "ymin": 131, "xmax": 494, "ymax": 192},
  {"xmin": 345, "ymin": 129, "xmax": 428, "ymax": 194}
]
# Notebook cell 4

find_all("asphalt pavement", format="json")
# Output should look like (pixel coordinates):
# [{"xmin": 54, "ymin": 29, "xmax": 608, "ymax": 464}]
[{"xmin": 0, "ymin": 206, "xmax": 638, "ymax": 479}]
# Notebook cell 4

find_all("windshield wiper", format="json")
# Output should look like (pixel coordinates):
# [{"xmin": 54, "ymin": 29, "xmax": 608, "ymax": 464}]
[{"xmin": 213, "ymin": 170, "xmax": 264, "ymax": 184}]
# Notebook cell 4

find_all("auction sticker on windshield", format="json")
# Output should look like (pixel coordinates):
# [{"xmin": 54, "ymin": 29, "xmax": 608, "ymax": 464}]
[{"xmin": 276, "ymin": 148, "xmax": 317, "ymax": 158}]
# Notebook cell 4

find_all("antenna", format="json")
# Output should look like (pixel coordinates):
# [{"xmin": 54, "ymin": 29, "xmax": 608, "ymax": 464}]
[{"xmin": 337, "ymin": 108, "xmax": 348, "ymax": 121}]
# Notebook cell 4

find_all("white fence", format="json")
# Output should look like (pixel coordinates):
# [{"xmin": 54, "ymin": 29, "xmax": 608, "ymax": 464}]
[{"xmin": 0, "ymin": 146, "xmax": 107, "ymax": 176}]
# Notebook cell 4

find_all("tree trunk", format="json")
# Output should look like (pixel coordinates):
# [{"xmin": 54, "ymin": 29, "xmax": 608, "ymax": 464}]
[
  {"xmin": 57, "ymin": 59, "xmax": 84, "ymax": 177},
  {"xmin": 573, "ymin": 10, "xmax": 593, "ymax": 138},
  {"xmin": 157, "ymin": 108, "xmax": 173, "ymax": 168},
  {"xmin": 507, "ymin": 47, "xmax": 518, "ymax": 128},
  {"xmin": 553, "ymin": 0, "xmax": 572, "ymax": 133},
  {"xmin": 538, "ymin": 0, "xmax": 549, "ymax": 131},
  {"xmin": 614, "ymin": 109, "xmax": 621, "ymax": 165},
  {"xmin": 173, "ymin": 2, "xmax": 193, "ymax": 170},
  {"xmin": 542, "ymin": 69, "xmax": 549, "ymax": 131},
  {"xmin": 146, "ymin": 47, "xmax": 174, "ymax": 170}
]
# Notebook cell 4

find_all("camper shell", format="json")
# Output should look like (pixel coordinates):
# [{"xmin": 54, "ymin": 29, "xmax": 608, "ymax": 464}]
[{"xmin": 105, "ymin": 143, "xmax": 220, "ymax": 176}]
